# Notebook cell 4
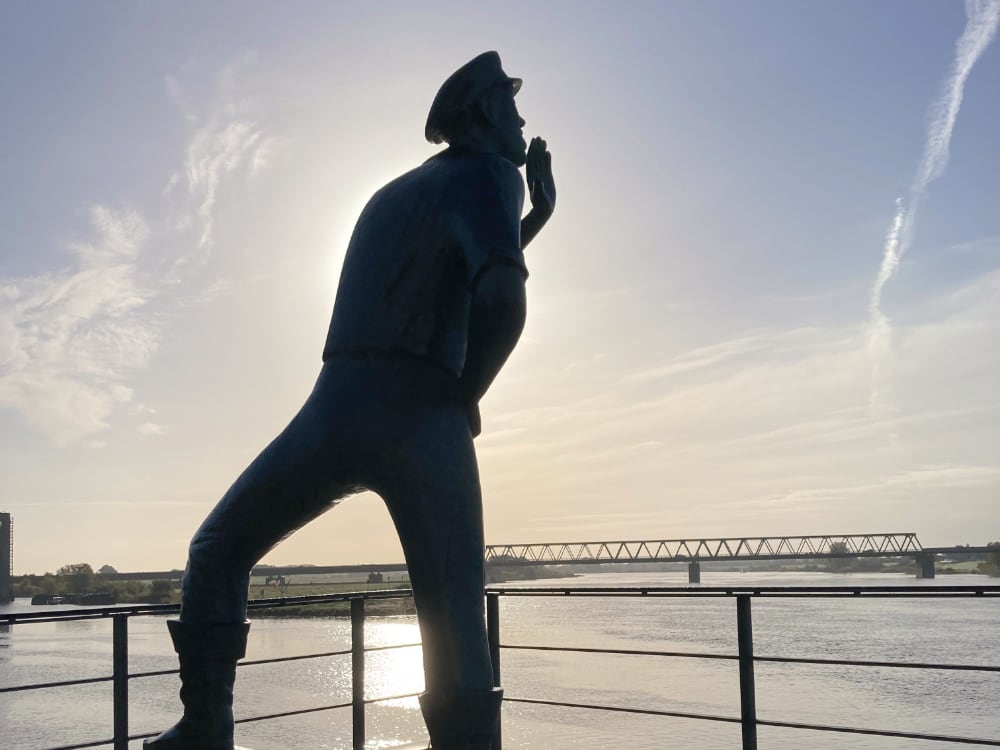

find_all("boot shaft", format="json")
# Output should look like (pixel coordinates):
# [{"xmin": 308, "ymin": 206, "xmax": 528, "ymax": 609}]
[
  {"xmin": 143, "ymin": 620, "xmax": 251, "ymax": 750},
  {"xmin": 168, "ymin": 620, "xmax": 250, "ymax": 660}
]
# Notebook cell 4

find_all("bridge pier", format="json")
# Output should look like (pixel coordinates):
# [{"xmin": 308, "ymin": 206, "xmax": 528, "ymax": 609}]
[
  {"xmin": 915, "ymin": 553, "xmax": 935, "ymax": 579},
  {"xmin": 688, "ymin": 561, "xmax": 701, "ymax": 584}
]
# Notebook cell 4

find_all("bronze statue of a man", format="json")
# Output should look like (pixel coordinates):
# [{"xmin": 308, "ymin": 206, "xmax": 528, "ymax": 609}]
[{"xmin": 146, "ymin": 51, "xmax": 555, "ymax": 750}]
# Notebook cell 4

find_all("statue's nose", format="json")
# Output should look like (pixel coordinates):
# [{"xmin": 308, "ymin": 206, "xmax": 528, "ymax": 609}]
[{"xmin": 519, "ymin": 117, "xmax": 526, "ymax": 128}]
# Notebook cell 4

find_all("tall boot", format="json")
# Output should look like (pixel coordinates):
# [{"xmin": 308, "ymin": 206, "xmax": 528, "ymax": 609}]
[
  {"xmin": 144, "ymin": 620, "xmax": 251, "ymax": 750},
  {"xmin": 419, "ymin": 687, "xmax": 503, "ymax": 750}
]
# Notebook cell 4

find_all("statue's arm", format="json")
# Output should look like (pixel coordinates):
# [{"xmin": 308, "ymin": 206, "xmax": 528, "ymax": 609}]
[
  {"xmin": 520, "ymin": 137, "xmax": 555, "ymax": 250},
  {"xmin": 453, "ymin": 154, "xmax": 530, "ymax": 435},
  {"xmin": 458, "ymin": 265, "xmax": 527, "ymax": 436},
  {"xmin": 520, "ymin": 210, "xmax": 549, "ymax": 250}
]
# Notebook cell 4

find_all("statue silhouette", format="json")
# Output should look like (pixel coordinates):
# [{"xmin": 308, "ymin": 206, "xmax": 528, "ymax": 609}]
[{"xmin": 146, "ymin": 51, "xmax": 555, "ymax": 750}]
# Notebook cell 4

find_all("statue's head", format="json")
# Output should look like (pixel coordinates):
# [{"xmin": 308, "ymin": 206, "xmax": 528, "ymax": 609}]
[{"xmin": 425, "ymin": 51, "xmax": 527, "ymax": 167}]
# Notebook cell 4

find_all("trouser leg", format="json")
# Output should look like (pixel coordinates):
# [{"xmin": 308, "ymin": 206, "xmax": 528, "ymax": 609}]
[
  {"xmin": 376, "ymin": 404, "xmax": 499, "ymax": 747},
  {"xmin": 378, "ymin": 404, "xmax": 492, "ymax": 692},
  {"xmin": 181, "ymin": 386, "xmax": 356, "ymax": 624}
]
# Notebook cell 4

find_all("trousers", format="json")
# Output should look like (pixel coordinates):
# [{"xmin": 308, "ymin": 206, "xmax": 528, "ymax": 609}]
[{"xmin": 178, "ymin": 355, "xmax": 493, "ymax": 693}]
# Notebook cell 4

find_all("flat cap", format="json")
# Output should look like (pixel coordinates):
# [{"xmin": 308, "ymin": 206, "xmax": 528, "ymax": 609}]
[{"xmin": 425, "ymin": 51, "xmax": 522, "ymax": 144}]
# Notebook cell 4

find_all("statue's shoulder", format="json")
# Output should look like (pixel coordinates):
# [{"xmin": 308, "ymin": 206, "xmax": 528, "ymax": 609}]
[{"xmin": 426, "ymin": 149, "xmax": 522, "ymax": 194}]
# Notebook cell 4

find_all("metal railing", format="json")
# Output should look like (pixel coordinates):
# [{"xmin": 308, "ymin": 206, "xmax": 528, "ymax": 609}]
[
  {"xmin": 0, "ymin": 589, "xmax": 419, "ymax": 750},
  {"xmin": 3, "ymin": 584, "xmax": 999, "ymax": 750},
  {"xmin": 485, "ymin": 584, "xmax": 1000, "ymax": 749}
]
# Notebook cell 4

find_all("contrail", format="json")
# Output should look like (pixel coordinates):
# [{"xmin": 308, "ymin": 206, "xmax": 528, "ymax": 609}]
[{"xmin": 868, "ymin": 0, "xmax": 1000, "ymax": 405}]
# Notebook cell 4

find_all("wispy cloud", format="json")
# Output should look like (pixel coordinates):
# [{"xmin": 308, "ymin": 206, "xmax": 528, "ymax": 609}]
[
  {"xmin": 0, "ymin": 207, "xmax": 155, "ymax": 442},
  {"xmin": 164, "ymin": 70, "xmax": 279, "ymax": 270},
  {"xmin": 868, "ymin": 0, "xmax": 1000, "ymax": 404},
  {"xmin": 0, "ymin": 59, "xmax": 276, "ymax": 444},
  {"xmin": 618, "ymin": 326, "xmax": 824, "ymax": 385},
  {"xmin": 184, "ymin": 119, "xmax": 272, "ymax": 257}
]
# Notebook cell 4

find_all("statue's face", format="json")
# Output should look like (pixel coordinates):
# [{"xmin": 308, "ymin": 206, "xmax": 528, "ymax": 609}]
[{"xmin": 486, "ymin": 84, "xmax": 527, "ymax": 167}]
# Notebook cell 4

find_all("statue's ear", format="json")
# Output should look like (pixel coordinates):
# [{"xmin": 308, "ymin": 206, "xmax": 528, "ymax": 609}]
[{"xmin": 472, "ymin": 86, "xmax": 503, "ymax": 132}]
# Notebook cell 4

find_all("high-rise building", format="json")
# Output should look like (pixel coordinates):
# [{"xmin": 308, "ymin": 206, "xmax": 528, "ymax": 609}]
[{"xmin": 1, "ymin": 512, "xmax": 12, "ymax": 604}]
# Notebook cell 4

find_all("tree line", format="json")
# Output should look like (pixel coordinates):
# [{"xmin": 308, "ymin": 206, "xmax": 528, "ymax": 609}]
[{"xmin": 12, "ymin": 563, "xmax": 177, "ymax": 603}]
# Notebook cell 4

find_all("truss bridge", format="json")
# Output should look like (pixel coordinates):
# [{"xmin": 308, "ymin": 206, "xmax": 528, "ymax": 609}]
[{"xmin": 484, "ymin": 533, "xmax": 989, "ymax": 582}]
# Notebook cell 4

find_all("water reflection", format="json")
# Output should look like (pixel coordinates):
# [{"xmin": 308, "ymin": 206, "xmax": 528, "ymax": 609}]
[{"xmin": 364, "ymin": 621, "xmax": 424, "ymax": 707}]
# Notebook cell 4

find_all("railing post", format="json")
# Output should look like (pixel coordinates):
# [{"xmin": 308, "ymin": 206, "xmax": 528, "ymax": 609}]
[
  {"xmin": 351, "ymin": 597, "xmax": 366, "ymax": 750},
  {"xmin": 736, "ymin": 595, "xmax": 757, "ymax": 750},
  {"xmin": 112, "ymin": 614, "xmax": 128, "ymax": 750},
  {"xmin": 487, "ymin": 592, "xmax": 502, "ymax": 750}
]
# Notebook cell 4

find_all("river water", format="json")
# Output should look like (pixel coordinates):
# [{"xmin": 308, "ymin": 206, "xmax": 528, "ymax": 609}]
[{"xmin": 1, "ymin": 571, "xmax": 997, "ymax": 749}]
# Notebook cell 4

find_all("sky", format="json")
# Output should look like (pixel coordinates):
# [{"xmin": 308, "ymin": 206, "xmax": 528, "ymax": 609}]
[{"xmin": 1, "ymin": 1, "xmax": 998, "ymax": 574}]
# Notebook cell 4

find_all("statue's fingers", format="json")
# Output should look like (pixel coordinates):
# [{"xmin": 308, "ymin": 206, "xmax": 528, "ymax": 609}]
[{"xmin": 529, "ymin": 137, "xmax": 542, "ymax": 160}]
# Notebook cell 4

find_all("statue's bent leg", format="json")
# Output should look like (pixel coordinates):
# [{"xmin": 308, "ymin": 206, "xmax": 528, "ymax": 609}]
[
  {"xmin": 376, "ymin": 404, "xmax": 500, "ymax": 749},
  {"xmin": 181, "ymin": 376, "xmax": 358, "ymax": 624},
  {"xmin": 147, "ymin": 368, "xmax": 357, "ymax": 750}
]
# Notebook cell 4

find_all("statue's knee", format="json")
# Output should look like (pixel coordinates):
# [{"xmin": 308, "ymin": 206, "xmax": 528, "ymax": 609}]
[{"xmin": 185, "ymin": 528, "xmax": 240, "ymax": 584}]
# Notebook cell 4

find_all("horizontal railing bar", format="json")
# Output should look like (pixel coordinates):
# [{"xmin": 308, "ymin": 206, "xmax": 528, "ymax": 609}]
[
  {"xmin": 756, "ymin": 717, "xmax": 1000, "ymax": 746},
  {"xmin": 1, "ymin": 589, "xmax": 416, "ymax": 624},
  {"xmin": 240, "ymin": 649, "xmax": 352, "ymax": 667},
  {"xmin": 131, "ymin": 645, "xmax": 419, "ymax": 679},
  {"xmin": 364, "ymin": 690, "xmax": 423, "ymax": 704},
  {"xmin": 245, "ymin": 589, "xmax": 413, "ymax": 610},
  {"xmin": 233, "ymin": 701, "xmax": 353, "ymax": 724},
  {"xmin": 502, "ymin": 643, "xmax": 737, "ymax": 661},
  {"xmin": 0, "ymin": 674, "xmax": 112, "ymax": 693},
  {"xmin": 0, "ymin": 612, "xmax": 157, "ymax": 626},
  {"xmin": 501, "ymin": 644, "xmax": 1000, "ymax": 673},
  {"xmin": 488, "ymin": 585, "xmax": 1000, "ymax": 597},
  {"xmin": 504, "ymin": 696, "xmax": 742, "ymax": 724},
  {"xmin": 364, "ymin": 642, "xmax": 422, "ymax": 653},
  {"xmin": 97, "ymin": 704, "xmax": 360, "ymax": 741},
  {"xmin": 129, "ymin": 668, "xmax": 178, "ymax": 679},
  {"xmin": 2, "ymin": 604, "xmax": 180, "ymax": 622},
  {"xmin": 756, "ymin": 654, "xmax": 1000, "ymax": 673}
]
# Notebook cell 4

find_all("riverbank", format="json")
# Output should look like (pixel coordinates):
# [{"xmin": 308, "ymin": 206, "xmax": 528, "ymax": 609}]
[{"xmin": 249, "ymin": 585, "xmax": 415, "ymax": 618}]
